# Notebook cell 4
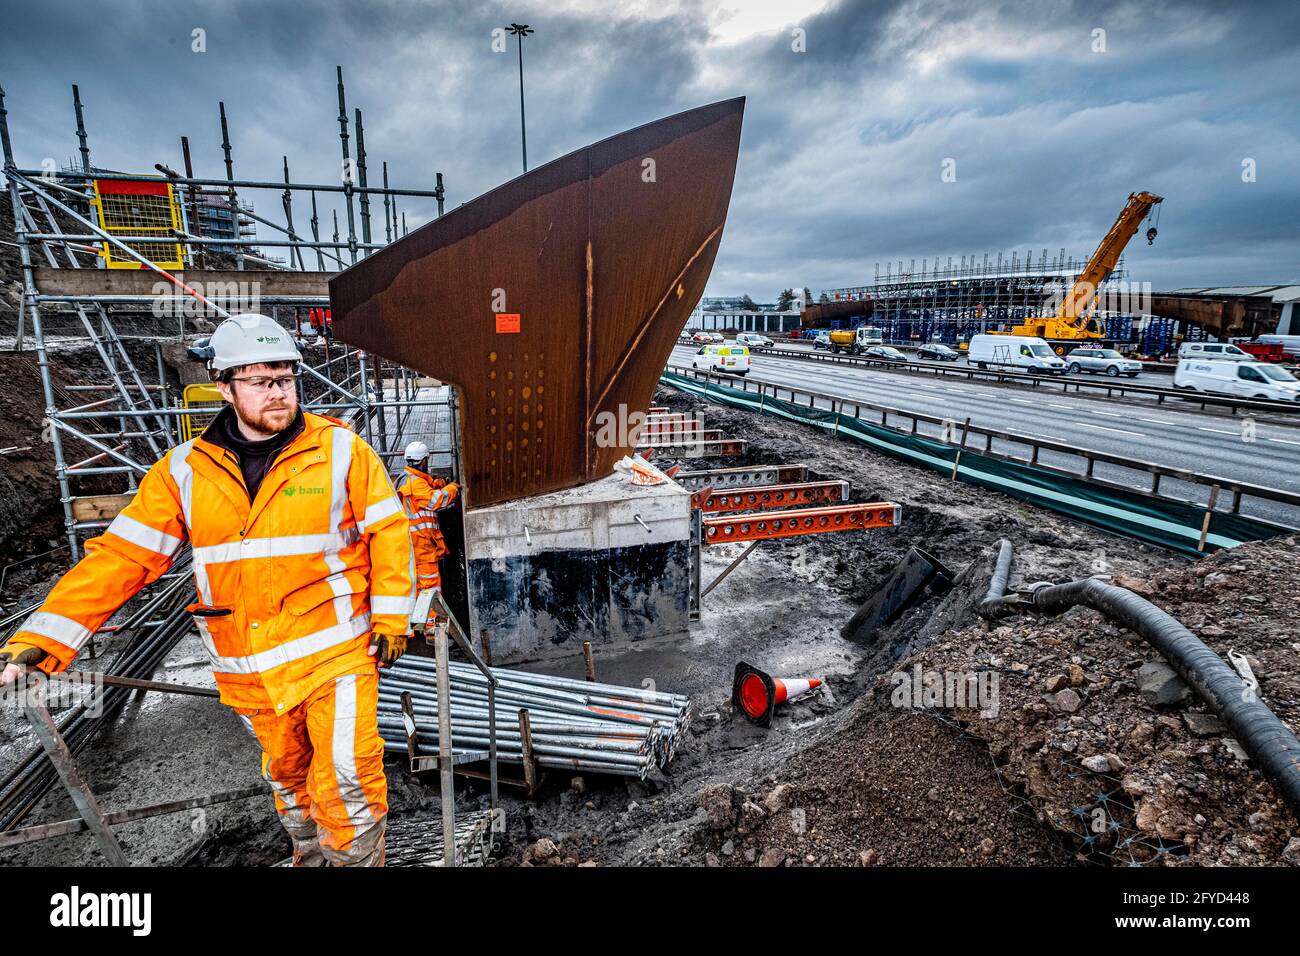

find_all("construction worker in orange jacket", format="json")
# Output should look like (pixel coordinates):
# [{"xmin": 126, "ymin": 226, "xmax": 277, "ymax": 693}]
[
  {"xmin": 0, "ymin": 314, "xmax": 413, "ymax": 867},
  {"xmin": 397, "ymin": 441, "xmax": 459, "ymax": 592}
]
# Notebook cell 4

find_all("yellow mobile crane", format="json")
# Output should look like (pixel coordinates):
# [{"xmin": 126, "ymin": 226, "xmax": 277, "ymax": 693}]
[{"xmin": 1007, "ymin": 190, "xmax": 1163, "ymax": 351}]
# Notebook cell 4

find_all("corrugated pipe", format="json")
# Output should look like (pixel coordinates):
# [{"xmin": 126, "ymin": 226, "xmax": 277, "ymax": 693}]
[
  {"xmin": 978, "ymin": 538, "xmax": 1016, "ymax": 617},
  {"xmin": 977, "ymin": 538, "xmax": 1300, "ymax": 816}
]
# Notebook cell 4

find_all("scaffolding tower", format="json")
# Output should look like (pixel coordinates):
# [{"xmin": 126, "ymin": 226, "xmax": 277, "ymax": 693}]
[
  {"xmin": 0, "ymin": 75, "xmax": 501, "ymax": 866},
  {"xmin": 0, "ymin": 75, "xmax": 454, "ymax": 563}
]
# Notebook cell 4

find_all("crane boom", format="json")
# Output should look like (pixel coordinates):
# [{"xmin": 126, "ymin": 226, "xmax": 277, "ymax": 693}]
[
  {"xmin": 1007, "ymin": 190, "xmax": 1163, "ymax": 347},
  {"xmin": 1058, "ymin": 190, "xmax": 1162, "ymax": 326}
]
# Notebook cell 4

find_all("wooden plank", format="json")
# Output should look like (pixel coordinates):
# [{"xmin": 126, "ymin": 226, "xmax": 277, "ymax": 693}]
[
  {"xmin": 32, "ymin": 268, "xmax": 332, "ymax": 298},
  {"xmin": 71, "ymin": 493, "xmax": 134, "ymax": 521}
]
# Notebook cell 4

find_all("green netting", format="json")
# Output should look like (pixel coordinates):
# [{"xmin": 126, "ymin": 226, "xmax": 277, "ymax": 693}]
[{"xmin": 660, "ymin": 371, "xmax": 1291, "ymax": 556}]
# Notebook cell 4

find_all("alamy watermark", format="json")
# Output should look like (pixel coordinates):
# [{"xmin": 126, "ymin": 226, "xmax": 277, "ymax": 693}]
[
  {"xmin": 1042, "ymin": 279, "xmax": 1154, "ymax": 318},
  {"xmin": 890, "ymin": 664, "xmax": 999, "ymax": 717},
  {"xmin": 594, "ymin": 404, "xmax": 708, "ymax": 450},
  {"xmin": 2, "ymin": 671, "xmax": 105, "ymax": 717},
  {"xmin": 151, "ymin": 280, "xmax": 261, "ymax": 318}
]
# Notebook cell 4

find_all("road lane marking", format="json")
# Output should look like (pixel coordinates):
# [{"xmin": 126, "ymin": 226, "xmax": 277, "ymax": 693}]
[
  {"xmin": 1197, "ymin": 427, "xmax": 1240, "ymax": 435},
  {"xmin": 1138, "ymin": 417, "xmax": 1177, "ymax": 425},
  {"xmin": 1074, "ymin": 422, "xmax": 1145, "ymax": 437},
  {"xmin": 1267, "ymin": 437, "xmax": 1300, "ymax": 446}
]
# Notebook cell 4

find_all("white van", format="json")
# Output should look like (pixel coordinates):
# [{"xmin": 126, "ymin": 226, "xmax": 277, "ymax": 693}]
[
  {"xmin": 1174, "ymin": 359, "xmax": 1300, "ymax": 402},
  {"xmin": 1177, "ymin": 341, "xmax": 1251, "ymax": 361},
  {"xmin": 691, "ymin": 343, "xmax": 750, "ymax": 376},
  {"xmin": 966, "ymin": 334, "xmax": 1067, "ymax": 374}
]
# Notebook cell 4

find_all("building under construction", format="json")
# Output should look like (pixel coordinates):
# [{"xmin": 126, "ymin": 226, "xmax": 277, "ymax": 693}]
[{"xmin": 815, "ymin": 251, "xmax": 1136, "ymax": 345}]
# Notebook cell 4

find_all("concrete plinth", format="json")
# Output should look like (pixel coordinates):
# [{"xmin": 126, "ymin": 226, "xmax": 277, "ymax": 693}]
[{"xmin": 464, "ymin": 472, "xmax": 691, "ymax": 662}]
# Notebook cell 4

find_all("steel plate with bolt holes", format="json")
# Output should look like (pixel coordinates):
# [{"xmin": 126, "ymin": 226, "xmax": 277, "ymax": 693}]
[{"xmin": 329, "ymin": 98, "xmax": 745, "ymax": 507}]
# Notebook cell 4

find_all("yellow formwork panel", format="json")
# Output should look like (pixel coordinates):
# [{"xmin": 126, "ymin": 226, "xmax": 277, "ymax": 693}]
[
  {"xmin": 91, "ymin": 178, "xmax": 186, "ymax": 270},
  {"xmin": 180, "ymin": 383, "xmax": 224, "ymax": 442}
]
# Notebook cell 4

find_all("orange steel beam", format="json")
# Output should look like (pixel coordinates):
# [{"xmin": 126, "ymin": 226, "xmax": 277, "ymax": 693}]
[
  {"xmin": 702, "ymin": 502, "xmax": 900, "ymax": 544},
  {"xmin": 673, "ymin": 464, "xmax": 810, "ymax": 491},
  {"xmin": 641, "ymin": 427, "xmax": 722, "ymax": 442},
  {"xmin": 692, "ymin": 480, "xmax": 849, "ymax": 513},
  {"xmin": 638, "ymin": 438, "xmax": 747, "ymax": 458}
]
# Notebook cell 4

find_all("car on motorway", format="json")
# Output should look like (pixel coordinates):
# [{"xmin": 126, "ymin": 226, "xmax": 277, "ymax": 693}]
[
  {"xmin": 861, "ymin": 345, "xmax": 908, "ymax": 363},
  {"xmin": 1174, "ymin": 359, "xmax": 1300, "ymax": 402},
  {"xmin": 1177, "ymin": 341, "xmax": 1251, "ymax": 362},
  {"xmin": 690, "ymin": 331, "xmax": 712, "ymax": 344},
  {"xmin": 709, "ymin": 332, "xmax": 726, "ymax": 344},
  {"xmin": 917, "ymin": 343, "xmax": 959, "ymax": 361},
  {"xmin": 812, "ymin": 330, "xmax": 831, "ymax": 350},
  {"xmin": 1065, "ymin": 347, "xmax": 1143, "ymax": 378},
  {"xmin": 735, "ymin": 332, "xmax": 774, "ymax": 350},
  {"xmin": 691, "ymin": 343, "xmax": 750, "ymax": 376},
  {"xmin": 966, "ymin": 334, "xmax": 1067, "ymax": 374}
]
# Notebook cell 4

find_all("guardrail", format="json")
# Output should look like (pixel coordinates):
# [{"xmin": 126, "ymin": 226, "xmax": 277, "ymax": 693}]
[
  {"xmin": 663, "ymin": 364, "xmax": 1300, "ymax": 536},
  {"xmin": 733, "ymin": 345, "xmax": 1300, "ymax": 416}
]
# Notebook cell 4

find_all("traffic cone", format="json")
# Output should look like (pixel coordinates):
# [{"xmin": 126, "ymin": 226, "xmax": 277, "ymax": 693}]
[{"xmin": 731, "ymin": 661, "xmax": 822, "ymax": 727}]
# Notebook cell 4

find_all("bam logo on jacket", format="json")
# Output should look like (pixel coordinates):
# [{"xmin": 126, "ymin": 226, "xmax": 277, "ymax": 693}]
[{"xmin": 283, "ymin": 485, "xmax": 325, "ymax": 497}]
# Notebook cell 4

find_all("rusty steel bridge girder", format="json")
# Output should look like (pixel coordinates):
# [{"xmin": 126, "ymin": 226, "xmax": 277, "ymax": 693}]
[{"xmin": 330, "ymin": 98, "xmax": 745, "ymax": 508}]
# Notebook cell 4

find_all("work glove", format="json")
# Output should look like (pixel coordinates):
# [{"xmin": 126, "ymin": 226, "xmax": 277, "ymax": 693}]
[
  {"xmin": 369, "ymin": 632, "xmax": 408, "ymax": 667},
  {"xmin": 0, "ymin": 641, "xmax": 47, "ymax": 686}
]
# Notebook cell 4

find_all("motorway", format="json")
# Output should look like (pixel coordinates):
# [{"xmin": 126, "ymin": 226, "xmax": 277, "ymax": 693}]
[
  {"xmin": 667, "ymin": 344, "xmax": 1300, "ymax": 527},
  {"xmin": 760, "ymin": 339, "xmax": 1176, "ymax": 383}
]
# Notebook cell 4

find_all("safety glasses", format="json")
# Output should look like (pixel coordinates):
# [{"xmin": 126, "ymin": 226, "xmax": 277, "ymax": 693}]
[{"xmin": 229, "ymin": 374, "xmax": 300, "ymax": 394}]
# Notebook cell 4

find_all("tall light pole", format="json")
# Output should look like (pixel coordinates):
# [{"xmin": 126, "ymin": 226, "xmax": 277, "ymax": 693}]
[{"xmin": 507, "ymin": 22, "xmax": 534, "ymax": 172}]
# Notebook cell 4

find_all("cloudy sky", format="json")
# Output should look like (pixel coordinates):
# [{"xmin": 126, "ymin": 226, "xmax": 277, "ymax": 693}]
[{"xmin": 2, "ymin": 0, "xmax": 1297, "ymax": 298}]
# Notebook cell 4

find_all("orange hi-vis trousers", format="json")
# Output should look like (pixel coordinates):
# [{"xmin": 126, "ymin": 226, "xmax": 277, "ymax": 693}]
[{"xmin": 242, "ymin": 669, "xmax": 388, "ymax": 866}]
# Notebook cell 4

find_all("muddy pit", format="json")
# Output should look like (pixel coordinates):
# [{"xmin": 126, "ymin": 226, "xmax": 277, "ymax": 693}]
[{"xmin": 8, "ymin": 379, "xmax": 1291, "ymax": 867}]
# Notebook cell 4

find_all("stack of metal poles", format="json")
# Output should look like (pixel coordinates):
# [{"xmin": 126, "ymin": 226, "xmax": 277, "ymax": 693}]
[{"xmin": 378, "ymin": 657, "xmax": 692, "ymax": 779}]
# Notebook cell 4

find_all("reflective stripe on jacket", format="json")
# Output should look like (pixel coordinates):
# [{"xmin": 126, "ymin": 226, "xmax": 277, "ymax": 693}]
[
  {"xmin": 397, "ymin": 467, "xmax": 458, "ymax": 583},
  {"xmin": 13, "ymin": 412, "xmax": 414, "ymax": 713}
]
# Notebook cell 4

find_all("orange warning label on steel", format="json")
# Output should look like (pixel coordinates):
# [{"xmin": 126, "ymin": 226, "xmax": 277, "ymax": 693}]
[{"xmin": 495, "ymin": 313, "xmax": 521, "ymax": 333}]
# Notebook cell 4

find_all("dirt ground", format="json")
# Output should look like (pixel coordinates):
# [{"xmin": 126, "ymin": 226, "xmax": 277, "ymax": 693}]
[
  {"xmin": 479, "ymin": 385, "xmax": 1212, "ymax": 867},
  {"xmin": 2, "ymin": 377, "xmax": 1295, "ymax": 867}
]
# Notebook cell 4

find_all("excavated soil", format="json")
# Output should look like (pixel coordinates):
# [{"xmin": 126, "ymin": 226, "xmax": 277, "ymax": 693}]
[{"xmin": 480, "ymin": 384, "xmax": 1214, "ymax": 867}]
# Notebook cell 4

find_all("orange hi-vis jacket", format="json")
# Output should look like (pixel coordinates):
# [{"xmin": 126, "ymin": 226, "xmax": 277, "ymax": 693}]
[
  {"xmin": 12, "ymin": 413, "xmax": 415, "ymax": 714},
  {"xmin": 397, "ymin": 467, "xmax": 458, "ymax": 586}
]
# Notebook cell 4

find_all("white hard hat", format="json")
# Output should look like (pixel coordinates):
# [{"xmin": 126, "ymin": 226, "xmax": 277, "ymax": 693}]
[
  {"xmin": 208, "ymin": 314, "xmax": 302, "ymax": 373},
  {"xmin": 404, "ymin": 440, "xmax": 430, "ymax": 464}
]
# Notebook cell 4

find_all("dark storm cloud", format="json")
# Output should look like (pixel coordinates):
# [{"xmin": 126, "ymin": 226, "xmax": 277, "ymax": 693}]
[{"xmin": 1, "ymin": 0, "xmax": 1296, "ymax": 298}]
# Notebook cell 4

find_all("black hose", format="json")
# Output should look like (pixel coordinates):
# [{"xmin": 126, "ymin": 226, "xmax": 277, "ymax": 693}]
[
  {"xmin": 975, "ymin": 539, "xmax": 1300, "ymax": 816},
  {"xmin": 1030, "ymin": 577, "xmax": 1300, "ymax": 814},
  {"xmin": 978, "ymin": 538, "xmax": 1016, "ymax": 616}
]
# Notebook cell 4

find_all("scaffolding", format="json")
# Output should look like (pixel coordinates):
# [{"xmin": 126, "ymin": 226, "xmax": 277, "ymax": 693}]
[
  {"xmin": 0, "ymin": 74, "xmax": 456, "ymax": 564},
  {"xmin": 822, "ymin": 251, "xmax": 1135, "ymax": 344}
]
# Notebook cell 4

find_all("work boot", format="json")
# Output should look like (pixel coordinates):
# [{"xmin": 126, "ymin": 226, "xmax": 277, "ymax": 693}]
[
  {"xmin": 280, "ymin": 808, "xmax": 326, "ymax": 867},
  {"xmin": 291, "ymin": 836, "xmax": 327, "ymax": 868}
]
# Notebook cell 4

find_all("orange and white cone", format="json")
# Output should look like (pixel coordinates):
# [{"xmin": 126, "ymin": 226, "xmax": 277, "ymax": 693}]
[{"xmin": 732, "ymin": 661, "xmax": 822, "ymax": 727}]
